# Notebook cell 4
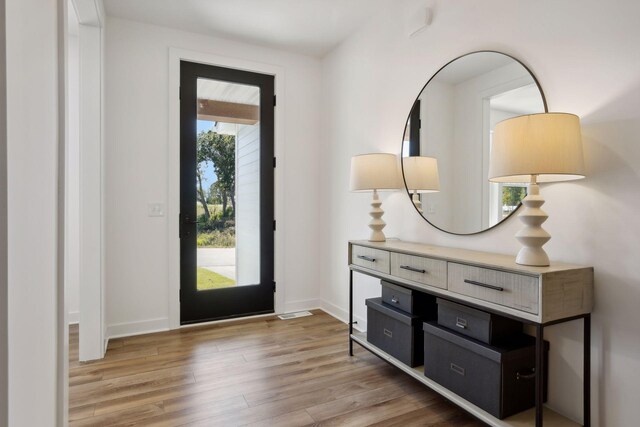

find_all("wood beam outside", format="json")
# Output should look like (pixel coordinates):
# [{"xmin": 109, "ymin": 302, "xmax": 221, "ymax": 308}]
[{"xmin": 197, "ymin": 99, "xmax": 259, "ymax": 125}]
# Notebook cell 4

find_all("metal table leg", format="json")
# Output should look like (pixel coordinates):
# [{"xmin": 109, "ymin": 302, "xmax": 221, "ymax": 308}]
[
  {"xmin": 535, "ymin": 323, "xmax": 545, "ymax": 427},
  {"xmin": 349, "ymin": 269, "xmax": 353, "ymax": 356},
  {"xmin": 584, "ymin": 314, "xmax": 591, "ymax": 426}
]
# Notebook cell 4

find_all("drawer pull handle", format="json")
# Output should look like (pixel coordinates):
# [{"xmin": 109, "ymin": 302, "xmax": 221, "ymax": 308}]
[
  {"xmin": 464, "ymin": 279, "xmax": 504, "ymax": 292},
  {"xmin": 400, "ymin": 265, "xmax": 426, "ymax": 273},
  {"xmin": 391, "ymin": 297, "xmax": 399, "ymax": 304},
  {"xmin": 383, "ymin": 328, "xmax": 393, "ymax": 338},
  {"xmin": 455, "ymin": 317, "xmax": 467, "ymax": 329},
  {"xmin": 450, "ymin": 363, "xmax": 465, "ymax": 376},
  {"xmin": 517, "ymin": 368, "xmax": 536, "ymax": 381},
  {"xmin": 357, "ymin": 255, "xmax": 376, "ymax": 262}
]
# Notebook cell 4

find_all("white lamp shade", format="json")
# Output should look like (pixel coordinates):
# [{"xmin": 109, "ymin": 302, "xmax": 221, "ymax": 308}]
[
  {"xmin": 350, "ymin": 153, "xmax": 402, "ymax": 191},
  {"xmin": 489, "ymin": 113, "xmax": 585, "ymax": 183},
  {"xmin": 402, "ymin": 156, "xmax": 440, "ymax": 192}
]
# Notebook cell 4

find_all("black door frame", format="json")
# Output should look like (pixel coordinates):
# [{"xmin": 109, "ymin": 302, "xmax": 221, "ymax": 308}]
[
  {"xmin": 179, "ymin": 60, "xmax": 275, "ymax": 324},
  {"xmin": 408, "ymin": 100, "xmax": 421, "ymax": 156}
]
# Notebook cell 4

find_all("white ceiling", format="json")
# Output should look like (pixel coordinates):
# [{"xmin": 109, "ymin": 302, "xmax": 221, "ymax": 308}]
[
  {"xmin": 103, "ymin": 0, "xmax": 389, "ymax": 57},
  {"xmin": 490, "ymin": 84, "xmax": 545, "ymax": 115},
  {"xmin": 198, "ymin": 78, "xmax": 260, "ymax": 105}
]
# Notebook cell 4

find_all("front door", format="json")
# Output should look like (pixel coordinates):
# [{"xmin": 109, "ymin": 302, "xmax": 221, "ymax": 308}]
[{"xmin": 180, "ymin": 60, "xmax": 275, "ymax": 324}]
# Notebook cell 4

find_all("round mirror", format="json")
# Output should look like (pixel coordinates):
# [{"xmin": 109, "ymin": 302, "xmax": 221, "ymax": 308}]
[{"xmin": 402, "ymin": 51, "xmax": 547, "ymax": 235}]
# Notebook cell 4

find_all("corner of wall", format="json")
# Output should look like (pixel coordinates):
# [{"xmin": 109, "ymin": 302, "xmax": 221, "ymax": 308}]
[
  {"xmin": 320, "ymin": 298, "xmax": 366, "ymax": 332},
  {"xmin": 0, "ymin": 0, "xmax": 7, "ymax": 423},
  {"xmin": 105, "ymin": 317, "xmax": 170, "ymax": 340}
]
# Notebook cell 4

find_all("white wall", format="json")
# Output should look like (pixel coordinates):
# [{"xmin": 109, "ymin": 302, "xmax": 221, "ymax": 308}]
[
  {"xmin": 6, "ymin": 0, "xmax": 60, "ymax": 424},
  {"xmin": 104, "ymin": 17, "xmax": 322, "ymax": 334},
  {"xmin": 320, "ymin": 0, "xmax": 640, "ymax": 425},
  {"xmin": 66, "ymin": 29, "xmax": 80, "ymax": 324},
  {"xmin": 78, "ymin": 21, "xmax": 105, "ymax": 360},
  {"xmin": 0, "ymin": 0, "xmax": 7, "ymax": 424},
  {"xmin": 419, "ymin": 80, "xmax": 454, "ymax": 230},
  {"xmin": 450, "ymin": 61, "xmax": 534, "ymax": 232}
]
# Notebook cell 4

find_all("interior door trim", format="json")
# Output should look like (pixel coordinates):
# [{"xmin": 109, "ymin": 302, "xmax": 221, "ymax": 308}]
[{"xmin": 167, "ymin": 48, "xmax": 285, "ymax": 329}]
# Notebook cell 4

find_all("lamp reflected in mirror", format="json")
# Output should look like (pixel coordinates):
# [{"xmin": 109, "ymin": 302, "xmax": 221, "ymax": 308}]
[{"xmin": 402, "ymin": 156, "xmax": 440, "ymax": 214}]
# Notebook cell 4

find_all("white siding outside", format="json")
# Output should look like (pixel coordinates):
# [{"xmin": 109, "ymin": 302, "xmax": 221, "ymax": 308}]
[{"xmin": 235, "ymin": 123, "xmax": 261, "ymax": 286}]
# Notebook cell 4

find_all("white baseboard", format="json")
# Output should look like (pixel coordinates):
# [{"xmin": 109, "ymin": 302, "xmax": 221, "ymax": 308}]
[
  {"xmin": 104, "ymin": 299, "xmax": 356, "ymax": 340},
  {"xmin": 106, "ymin": 317, "xmax": 170, "ymax": 339},
  {"xmin": 319, "ymin": 299, "xmax": 347, "ymax": 322},
  {"xmin": 283, "ymin": 299, "xmax": 320, "ymax": 314},
  {"xmin": 68, "ymin": 311, "xmax": 79, "ymax": 325},
  {"xmin": 320, "ymin": 299, "xmax": 366, "ymax": 332}
]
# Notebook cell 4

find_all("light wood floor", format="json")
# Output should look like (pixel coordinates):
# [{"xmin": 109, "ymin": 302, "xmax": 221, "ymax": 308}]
[{"xmin": 69, "ymin": 310, "xmax": 484, "ymax": 426}]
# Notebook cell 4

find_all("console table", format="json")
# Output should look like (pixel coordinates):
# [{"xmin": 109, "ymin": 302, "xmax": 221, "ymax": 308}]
[{"xmin": 348, "ymin": 239, "xmax": 593, "ymax": 427}]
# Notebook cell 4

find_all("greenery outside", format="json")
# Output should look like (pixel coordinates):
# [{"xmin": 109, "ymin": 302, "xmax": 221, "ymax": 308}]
[
  {"xmin": 197, "ymin": 268, "xmax": 236, "ymax": 290},
  {"xmin": 501, "ymin": 185, "xmax": 526, "ymax": 217},
  {"xmin": 196, "ymin": 203, "xmax": 236, "ymax": 248},
  {"xmin": 196, "ymin": 131, "xmax": 237, "ymax": 249},
  {"xmin": 196, "ymin": 129, "xmax": 237, "ymax": 289},
  {"xmin": 196, "ymin": 130, "xmax": 236, "ymax": 230}
]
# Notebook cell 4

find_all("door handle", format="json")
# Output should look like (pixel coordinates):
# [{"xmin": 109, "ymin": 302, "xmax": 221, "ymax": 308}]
[
  {"xmin": 181, "ymin": 214, "xmax": 197, "ymax": 225},
  {"xmin": 179, "ymin": 213, "xmax": 197, "ymax": 238}
]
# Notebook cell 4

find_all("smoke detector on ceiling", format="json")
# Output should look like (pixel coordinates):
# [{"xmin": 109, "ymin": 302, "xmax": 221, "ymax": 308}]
[{"xmin": 407, "ymin": 7, "xmax": 433, "ymax": 38}]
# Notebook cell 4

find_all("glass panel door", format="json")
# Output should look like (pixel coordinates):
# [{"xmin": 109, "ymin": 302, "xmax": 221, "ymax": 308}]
[
  {"xmin": 195, "ymin": 78, "xmax": 261, "ymax": 290},
  {"xmin": 180, "ymin": 61, "xmax": 274, "ymax": 324}
]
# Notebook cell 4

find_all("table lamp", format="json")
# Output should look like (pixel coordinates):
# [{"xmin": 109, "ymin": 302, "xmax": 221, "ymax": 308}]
[
  {"xmin": 350, "ymin": 153, "xmax": 402, "ymax": 242},
  {"xmin": 402, "ymin": 156, "xmax": 440, "ymax": 214},
  {"xmin": 489, "ymin": 113, "xmax": 585, "ymax": 266}
]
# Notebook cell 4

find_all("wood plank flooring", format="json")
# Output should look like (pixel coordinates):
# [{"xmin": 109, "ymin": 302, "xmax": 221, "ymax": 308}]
[{"xmin": 69, "ymin": 310, "xmax": 484, "ymax": 426}]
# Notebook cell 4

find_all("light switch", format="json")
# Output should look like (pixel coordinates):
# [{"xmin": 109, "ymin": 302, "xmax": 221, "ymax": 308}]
[{"xmin": 148, "ymin": 203, "xmax": 165, "ymax": 217}]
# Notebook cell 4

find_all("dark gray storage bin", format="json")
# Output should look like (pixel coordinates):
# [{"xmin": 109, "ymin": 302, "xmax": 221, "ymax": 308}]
[
  {"xmin": 381, "ymin": 280, "xmax": 437, "ymax": 318},
  {"xmin": 366, "ymin": 297, "xmax": 423, "ymax": 367},
  {"xmin": 437, "ymin": 298, "xmax": 522, "ymax": 345},
  {"xmin": 423, "ymin": 322, "xmax": 548, "ymax": 419}
]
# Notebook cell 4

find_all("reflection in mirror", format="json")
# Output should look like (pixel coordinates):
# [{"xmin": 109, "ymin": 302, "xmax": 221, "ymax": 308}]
[
  {"xmin": 402, "ymin": 52, "xmax": 546, "ymax": 235},
  {"xmin": 403, "ymin": 156, "xmax": 440, "ymax": 214}
]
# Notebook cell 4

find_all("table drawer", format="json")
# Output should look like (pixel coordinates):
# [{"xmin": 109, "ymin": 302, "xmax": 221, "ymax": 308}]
[
  {"xmin": 351, "ymin": 245, "xmax": 390, "ymax": 274},
  {"xmin": 390, "ymin": 252, "xmax": 447, "ymax": 289},
  {"xmin": 448, "ymin": 263, "xmax": 539, "ymax": 314}
]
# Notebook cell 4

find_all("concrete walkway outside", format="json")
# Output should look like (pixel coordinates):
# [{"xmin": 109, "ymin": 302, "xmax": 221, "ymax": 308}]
[{"xmin": 197, "ymin": 247, "xmax": 236, "ymax": 280}]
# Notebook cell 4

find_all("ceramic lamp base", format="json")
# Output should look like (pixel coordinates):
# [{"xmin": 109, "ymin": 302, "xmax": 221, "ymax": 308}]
[
  {"xmin": 412, "ymin": 191, "xmax": 423, "ymax": 214},
  {"xmin": 515, "ymin": 179, "xmax": 551, "ymax": 266},
  {"xmin": 368, "ymin": 189, "xmax": 386, "ymax": 242}
]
